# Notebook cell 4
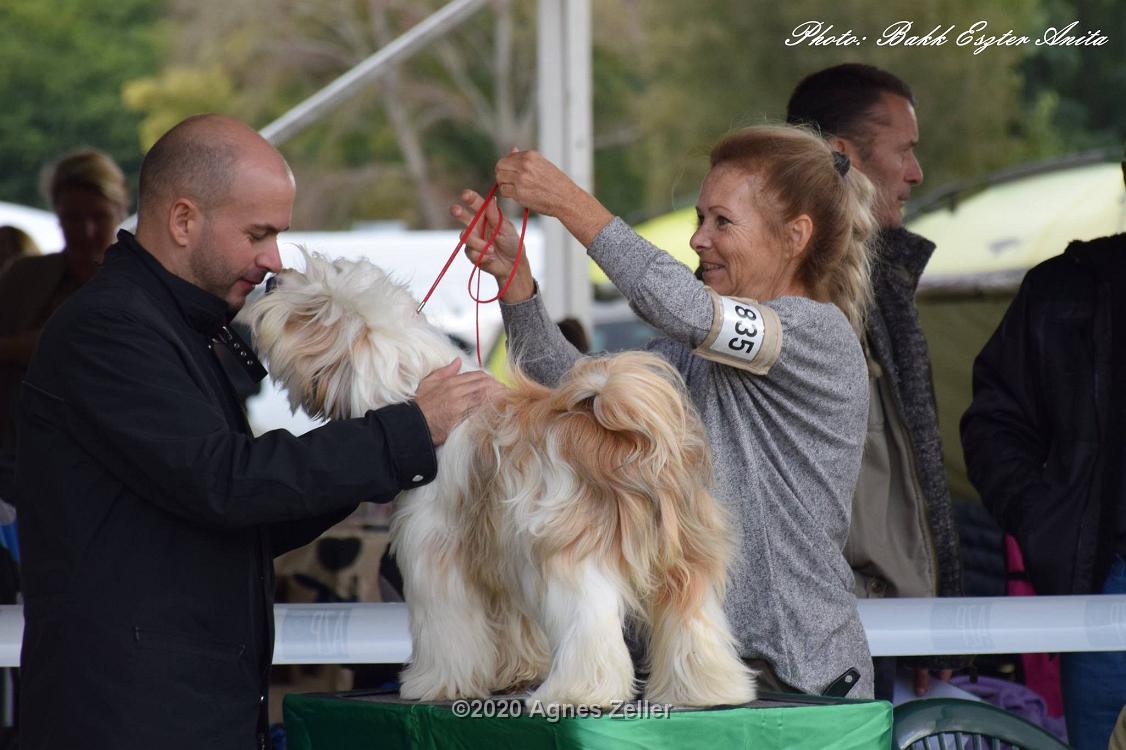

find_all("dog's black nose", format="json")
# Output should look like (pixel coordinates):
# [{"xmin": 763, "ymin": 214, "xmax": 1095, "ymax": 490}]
[{"xmin": 265, "ymin": 276, "xmax": 278, "ymax": 294}]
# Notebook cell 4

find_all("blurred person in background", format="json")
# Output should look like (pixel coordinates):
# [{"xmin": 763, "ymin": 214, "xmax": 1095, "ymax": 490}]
[
  {"xmin": 555, "ymin": 316, "xmax": 590, "ymax": 353},
  {"xmin": 960, "ymin": 145, "xmax": 1126, "ymax": 750},
  {"xmin": 787, "ymin": 63, "xmax": 965, "ymax": 701},
  {"xmin": 0, "ymin": 148, "xmax": 128, "ymax": 457},
  {"xmin": 0, "ymin": 225, "xmax": 39, "ymax": 276}
]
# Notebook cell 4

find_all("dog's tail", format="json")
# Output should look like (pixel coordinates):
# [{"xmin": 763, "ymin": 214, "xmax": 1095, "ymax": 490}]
[{"xmin": 518, "ymin": 351, "xmax": 734, "ymax": 617}]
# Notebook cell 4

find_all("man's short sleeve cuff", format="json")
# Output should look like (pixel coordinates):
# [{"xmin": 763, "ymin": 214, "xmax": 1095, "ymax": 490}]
[{"xmin": 371, "ymin": 402, "xmax": 437, "ymax": 489}]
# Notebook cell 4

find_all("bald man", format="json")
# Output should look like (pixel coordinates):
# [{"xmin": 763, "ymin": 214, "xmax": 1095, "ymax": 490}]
[{"xmin": 15, "ymin": 114, "xmax": 497, "ymax": 750}]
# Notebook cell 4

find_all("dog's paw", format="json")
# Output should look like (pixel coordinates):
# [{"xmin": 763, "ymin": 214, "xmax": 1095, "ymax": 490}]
[
  {"xmin": 527, "ymin": 672, "xmax": 636, "ymax": 710},
  {"xmin": 399, "ymin": 665, "xmax": 488, "ymax": 702},
  {"xmin": 398, "ymin": 676, "xmax": 451, "ymax": 702},
  {"xmin": 646, "ymin": 671, "xmax": 756, "ymax": 708}
]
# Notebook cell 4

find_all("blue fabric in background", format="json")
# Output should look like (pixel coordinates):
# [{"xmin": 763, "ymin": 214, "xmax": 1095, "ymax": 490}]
[
  {"xmin": 1061, "ymin": 555, "xmax": 1126, "ymax": 750},
  {"xmin": 0, "ymin": 524, "xmax": 16, "ymax": 565},
  {"xmin": 0, "ymin": 455, "xmax": 15, "ymax": 564},
  {"xmin": 270, "ymin": 723, "xmax": 286, "ymax": 750}
]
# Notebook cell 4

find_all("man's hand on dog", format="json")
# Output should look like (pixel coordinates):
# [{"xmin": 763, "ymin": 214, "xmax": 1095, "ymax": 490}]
[{"xmin": 415, "ymin": 359, "xmax": 502, "ymax": 446}]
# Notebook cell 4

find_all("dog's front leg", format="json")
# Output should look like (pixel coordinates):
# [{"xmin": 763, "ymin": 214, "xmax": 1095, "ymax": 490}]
[
  {"xmin": 393, "ymin": 482, "xmax": 497, "ymax": 701},
  {"xmin": 527, "ymin": 558, "xmax": 635, "ymax": 709}
]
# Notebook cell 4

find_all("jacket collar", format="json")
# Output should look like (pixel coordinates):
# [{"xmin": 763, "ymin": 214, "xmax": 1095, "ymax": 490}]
[
  {"xmin": 111, "ymin": 229, "xmax": 232, "ymax": 337},
  {"xmin": 1064, "ymin": 233, "xmax": 1126, "ymax": 273},
  {"xmin": 875, "ymin": 226, "xmax": 936, "ymax": 285}
]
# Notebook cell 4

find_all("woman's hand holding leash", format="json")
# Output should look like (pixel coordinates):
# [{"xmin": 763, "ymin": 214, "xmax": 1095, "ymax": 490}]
[{"xmin": 450, "ymin": 189, "xmax": 534, "ymax": 304}]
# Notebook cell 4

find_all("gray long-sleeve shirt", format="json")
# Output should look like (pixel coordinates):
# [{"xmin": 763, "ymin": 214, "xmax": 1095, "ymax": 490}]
[{"xmin": 500, "ymin": 217, "xmax": 873, "ymax": 696}]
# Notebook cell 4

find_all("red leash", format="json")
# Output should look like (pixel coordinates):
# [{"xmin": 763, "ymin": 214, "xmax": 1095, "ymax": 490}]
[{"xmin": 415, "ymin": 184, "xmax": 528, "ymax": 366}]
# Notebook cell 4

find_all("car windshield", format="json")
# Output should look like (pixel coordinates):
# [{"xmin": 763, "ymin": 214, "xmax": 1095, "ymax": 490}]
[{"xmin": 591, "ymin": 318, "xmax": 660, "ymax": 353}]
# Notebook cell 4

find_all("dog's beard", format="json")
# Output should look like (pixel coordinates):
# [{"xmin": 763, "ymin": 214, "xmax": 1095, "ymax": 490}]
[{"xmin": 239, "ymin": 249, "xmax": 465, "ymax": 419}]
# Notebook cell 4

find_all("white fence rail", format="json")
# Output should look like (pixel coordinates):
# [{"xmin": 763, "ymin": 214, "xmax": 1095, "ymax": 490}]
[
  {"xmin": 857, "ymin": 595, "xmax": 1126, "ymax": 657},
  {"xmin": 0, "ymin": 596, "xmax": 1123, "ymax": 666}
]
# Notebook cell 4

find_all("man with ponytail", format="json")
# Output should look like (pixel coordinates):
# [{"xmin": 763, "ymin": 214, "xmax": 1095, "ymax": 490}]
[
  {"xmin": 453, "ymin": 125, "xmax": 881, "ymax": 699},
  {"xmin": 788, "ymin": 64, "xmax": 965, "ymax": 701}
]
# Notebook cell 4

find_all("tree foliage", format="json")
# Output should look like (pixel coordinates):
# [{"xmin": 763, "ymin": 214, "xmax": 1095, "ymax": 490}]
[
  {"xmin": 1022, "ymin": 0, "xmax": 1126, "ymax": 152},
  {"xmin": 0, "ymin": 0, "xmax": 158, "ymax": 212},
  {"xmin": 120, "ymin": 0, "xmax": 648, "ymax": 229},
  {"xmin": 626, "ymin": 0, "xmax": 1064, "ymax": 216},
  {"xmin": 1, "ymin": 0, "xmax": 1122, "ymax": 229},
  {"xmin": 123, "ymin": 0, "xmax": 548, "ymax": 229}
]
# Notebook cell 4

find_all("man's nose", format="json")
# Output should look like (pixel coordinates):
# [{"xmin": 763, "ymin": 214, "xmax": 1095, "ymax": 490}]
[
  {"xmin": 906, "ymin": 153, "xmax": 924, "ymax": 185},
  {"xmin": 259, "ymin": 241, "xmax": 283, "ymax": 274}
]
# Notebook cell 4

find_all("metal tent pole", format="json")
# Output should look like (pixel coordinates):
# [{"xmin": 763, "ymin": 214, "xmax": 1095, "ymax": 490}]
[
  {"xmin": 536, "ymin": 0, "xmax": 592, "ymax": 329},
  {"xmin": 260, "ymin": 0, "xmax": 490, "ymax": 146}
]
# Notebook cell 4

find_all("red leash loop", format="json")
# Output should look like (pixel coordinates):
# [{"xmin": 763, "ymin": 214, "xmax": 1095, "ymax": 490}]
[
  {"xmin": 466, "ymin": 200, "xmax": 528, "ymax": 303},
  {"xmin": 415, "ymin": 184, "xmax": 499, "ymax": 314},
  {"xmin": 415, "ymin": 184, "xmax": 528, "ymax": 367}
]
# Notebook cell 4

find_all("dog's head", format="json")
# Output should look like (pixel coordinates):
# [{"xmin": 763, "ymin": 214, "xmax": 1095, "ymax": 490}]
[{"xmin": 238, "ymin": 249, "xmax": 462, "ymax": 420}]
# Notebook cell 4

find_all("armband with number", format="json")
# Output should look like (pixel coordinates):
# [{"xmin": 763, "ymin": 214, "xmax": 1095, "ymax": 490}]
[{"xmin": 693, "ymin": 291, "xmax": 782, "ymax": 375}]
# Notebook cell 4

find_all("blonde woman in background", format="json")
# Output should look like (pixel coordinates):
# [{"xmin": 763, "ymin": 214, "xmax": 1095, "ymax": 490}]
[{"xmin": 0, "ymin": 148, "xmax": 128, "ymax": 455}]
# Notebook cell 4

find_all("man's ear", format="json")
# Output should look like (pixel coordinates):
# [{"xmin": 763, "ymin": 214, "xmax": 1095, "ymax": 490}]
[
  {"xmin": 168, "ymin": 198, "xmax": 201, "ymax": 248},
  {"xmin": 787, "ymin": 214, "xmax": 814, "ymax": 258},
  {"xmin": 828, "ymin": 135, "xmax": 861, "ymax": 166}
]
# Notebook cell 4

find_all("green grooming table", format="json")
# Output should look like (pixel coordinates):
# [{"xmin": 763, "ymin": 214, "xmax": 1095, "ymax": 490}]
[{"xmin": 284, "ymin": 690, "xmax": 892, "ymax": 749}]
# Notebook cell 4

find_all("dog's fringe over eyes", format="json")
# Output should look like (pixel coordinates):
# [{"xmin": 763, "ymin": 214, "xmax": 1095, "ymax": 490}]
[{"xmin": 239, "ymin": 249, "xmax": 756, "ymax": 708}]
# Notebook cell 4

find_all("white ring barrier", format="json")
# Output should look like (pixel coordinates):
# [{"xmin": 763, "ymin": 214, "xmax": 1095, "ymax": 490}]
[
  {"xmin": 273, "ymin": 603, "xmax": 412, "ymax": 664},
  {"xmin": 858, "ymin": 595, "xmax": 1126, "ymax": 656},
  {"xmin": 0, "ymin": 596, "xmax": 1121, "ymax": 666}
]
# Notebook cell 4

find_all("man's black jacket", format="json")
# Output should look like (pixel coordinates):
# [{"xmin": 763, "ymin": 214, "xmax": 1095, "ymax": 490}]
[
  {"xmin": 16, "ymin": 231, "xmax": 436, "ymax": 749},
  {"xmin": 961, "ymin": 234, "xmax": 1125, "ymax": 596}
]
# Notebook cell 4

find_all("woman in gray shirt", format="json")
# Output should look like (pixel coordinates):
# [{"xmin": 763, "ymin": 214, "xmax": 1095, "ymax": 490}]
[{"xmin": 454, "ymin": 125, "xmax": 878, "ymax": 698}]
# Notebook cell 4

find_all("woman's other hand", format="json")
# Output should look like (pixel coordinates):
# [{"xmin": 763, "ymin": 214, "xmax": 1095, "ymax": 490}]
[{"xmin": 495, "ymin": 149, "xmax": 612, "ymax": 247}]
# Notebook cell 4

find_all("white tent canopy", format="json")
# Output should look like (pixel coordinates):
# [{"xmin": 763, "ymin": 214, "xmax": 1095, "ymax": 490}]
[{"xmin": 0, "ymin": 202, "xmax": 62, "ymax": 252}]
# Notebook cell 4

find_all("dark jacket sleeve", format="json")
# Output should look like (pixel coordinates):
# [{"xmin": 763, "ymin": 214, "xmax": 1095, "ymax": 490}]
[
  {"xmin": 960, "ymin": 277, "xmax": 1050, "ymax": 533},
  {"xmin": 265, "ymin": 398, "xmax": 436, "ymax": 556},
  {"xmin": 25, "ymin": 303, "xmax": 436, "ymax": 530},
  {"xmin": 268, "ymin": 509, "xmax": 355, "ymax": 558}
]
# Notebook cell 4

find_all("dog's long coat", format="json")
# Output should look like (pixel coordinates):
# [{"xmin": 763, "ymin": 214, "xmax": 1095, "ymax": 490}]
[{"xmin": 241, "ymin": 252, "xmax": 755, "ymax": 707}]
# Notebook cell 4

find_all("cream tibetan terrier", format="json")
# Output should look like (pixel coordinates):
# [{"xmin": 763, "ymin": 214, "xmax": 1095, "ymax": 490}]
[{"xmin": 240, "ymin": 251, "xmax": 754, "ymax": 707}]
